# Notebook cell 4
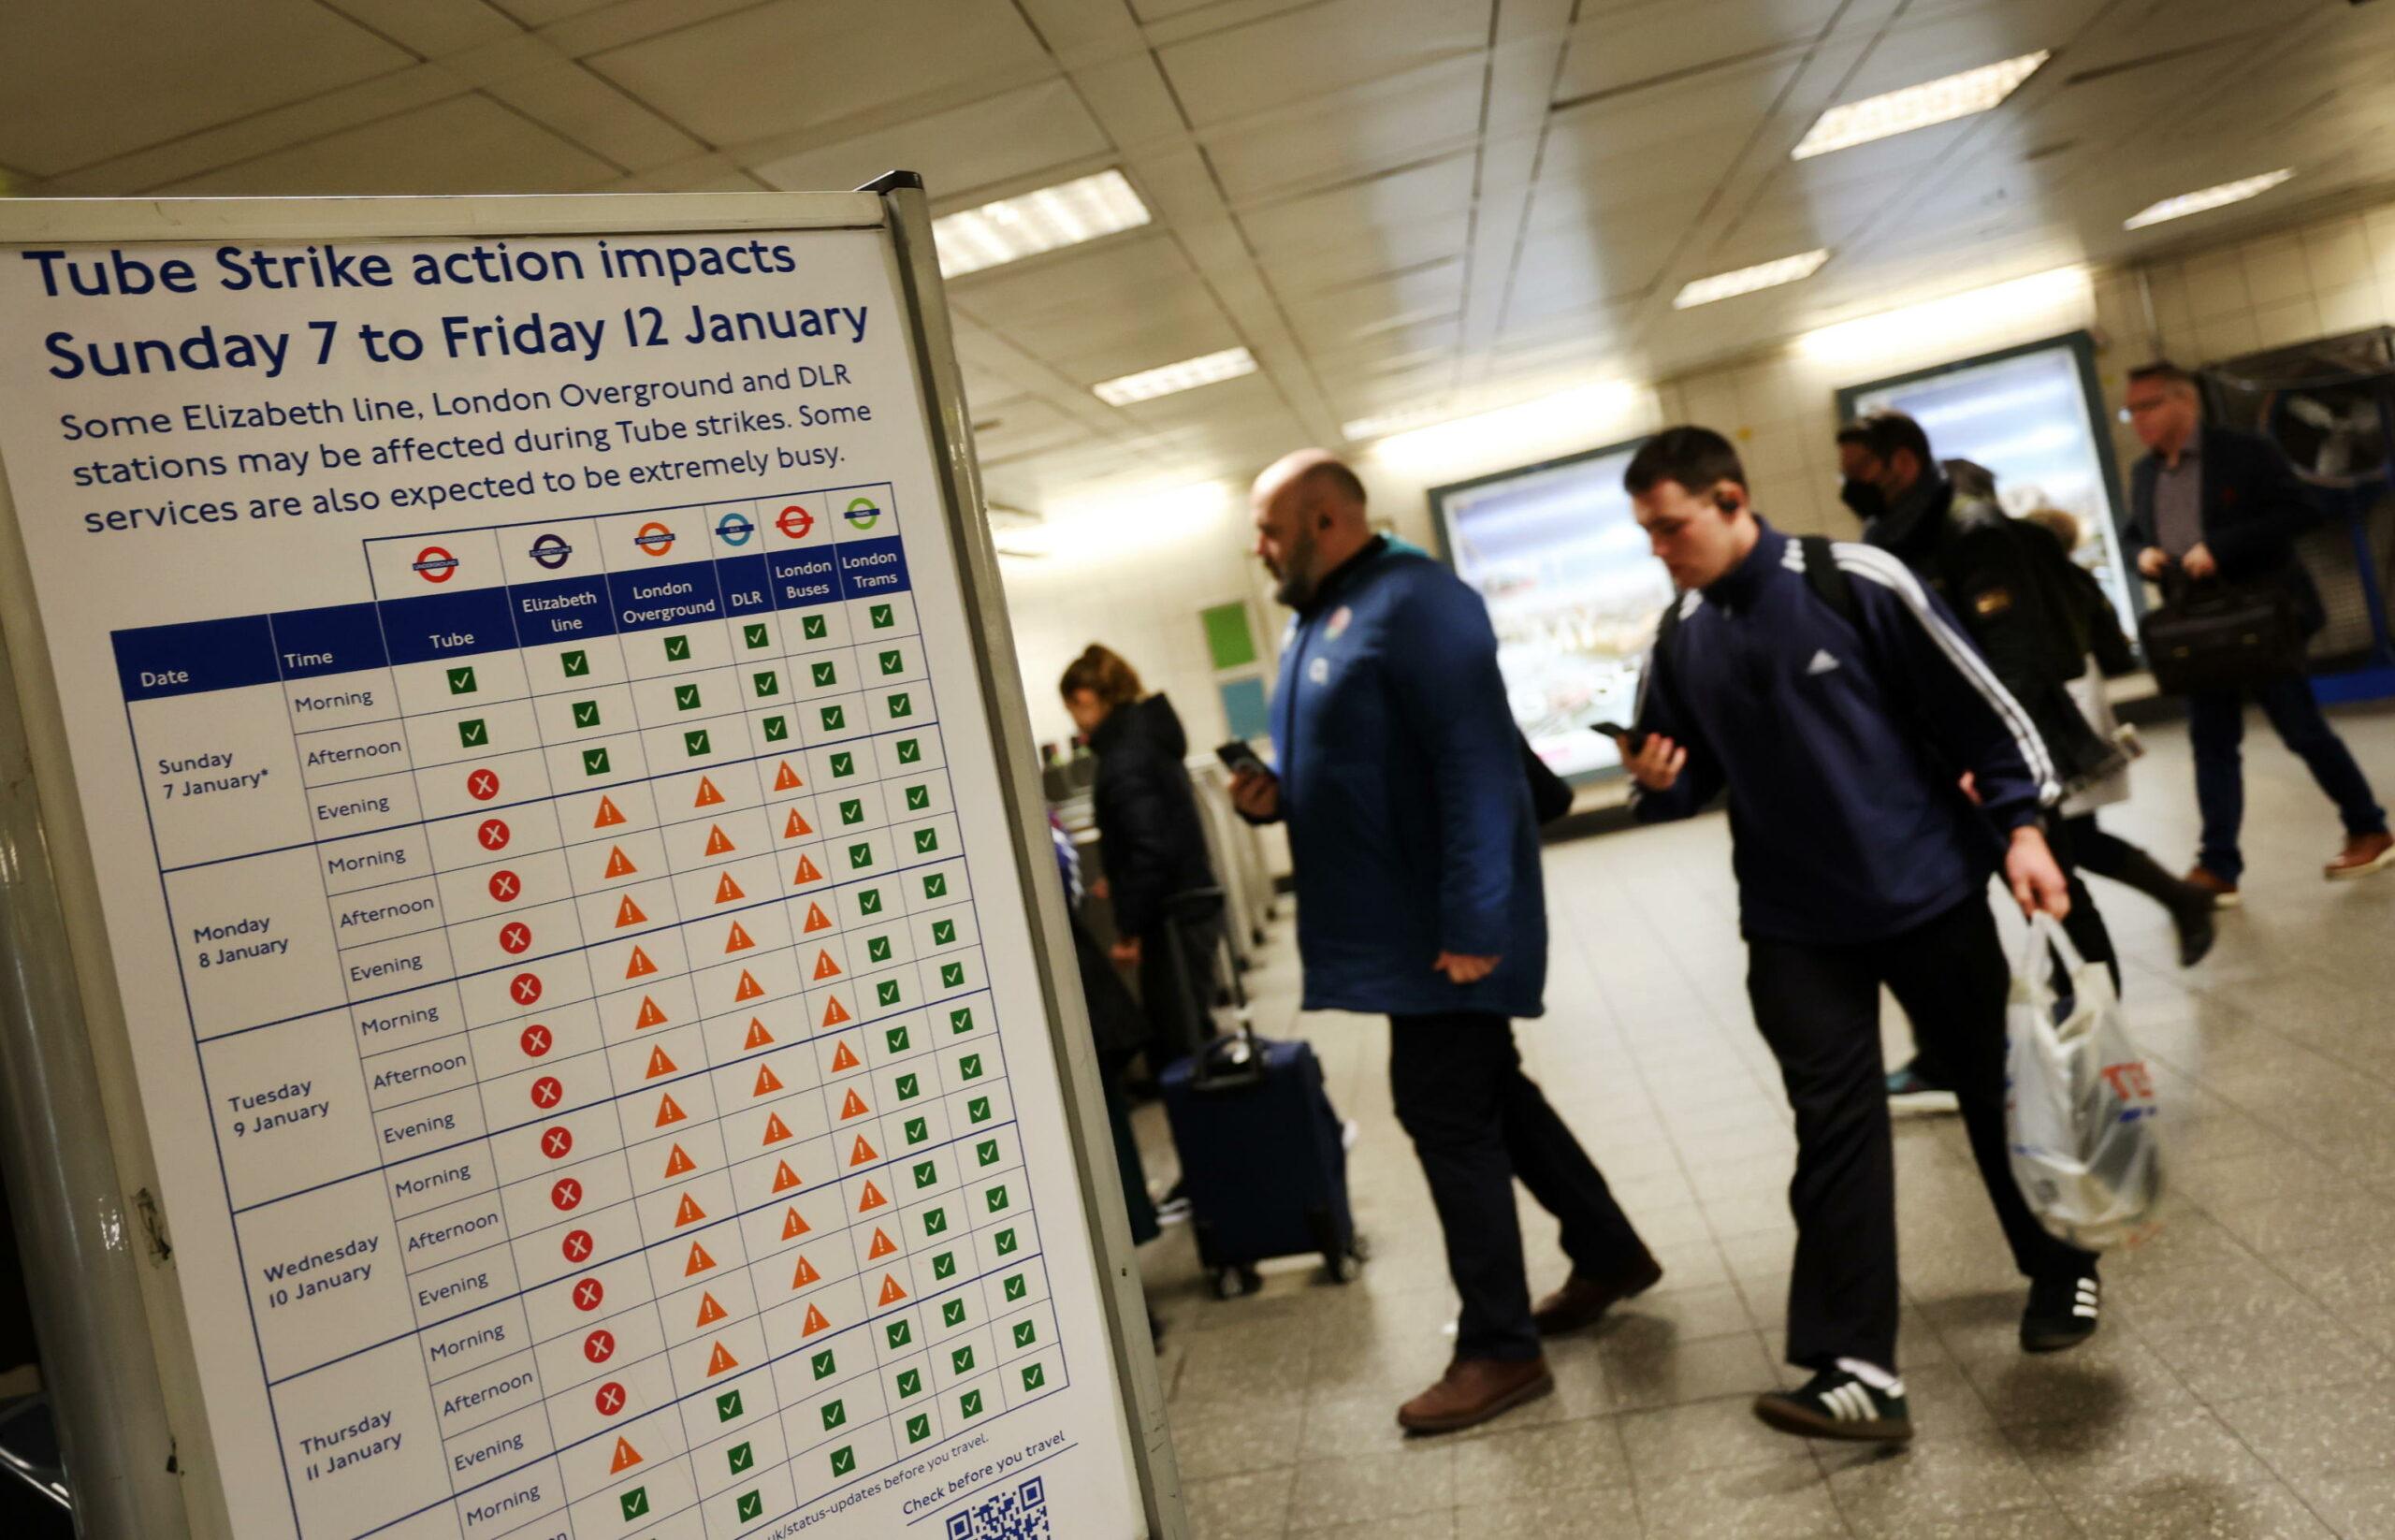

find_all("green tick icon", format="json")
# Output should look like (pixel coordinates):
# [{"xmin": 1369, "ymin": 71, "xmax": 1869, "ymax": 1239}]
[
  {"xmin": 762, "ymin": 715, "xmax": 790, "ymax": 742},
  {"xmin": 923, "ymin": 1209, "xmax": 948, "ymax": 1237},
  {"xmin": 830, "ymin": 751, "xmax": 855, "ymax": 777},
  {"xmin": 620, "ymin": 1487, "xmax": 649, "ymax": 1520},
  {"xmin": 887, "ymin": 1320, "xmax": 913, "ymax": 1349},
  {"xmin": 888, "ymin": 692, "xmax": 913, "ymax": 719},
  {"xmin": 896, "ymin": 738, "xmax": 922, "ymax": 764},
  {"xmin": 849, "ymin": 843, "xmax": 874, "ymax": 870},
  {"xmin": 905, "ymin": 1117, "xmax": 929, "ymax": 1144},
  {"xmin": 994, "ymin": 1228, "xmax": 1018, "ymax": 1256},
  {"xmin": 457, "ymin": 718, "xmax": 487, "ymax": 748},
  {"xmin": 887, "ymin": 1024, "xmax": 910, "ymax": 1052},
  {"xmin": 803, "ymin": 615, "xmax": 829, "ymax": 641},
  {"xmin": 1013, "ymin": 1321, "xmax": 1037, "ymax": 1348},
  {"xmin": 572, "ymin": 699, "xmax": 600, "ymax": 729},
  {"xmin": 933, "ymin": 1251, "xmax": 957, "ymax": 1281},
  {"xmin": 907, "ymin": 1414, "xmax": 932, "ymax": 1443},
  {"xmin": 737, "ymin": 1491, "xmax": 763, "ymax": 1522},
  {"xmin": 951, "ymin": 1344, "xmax": 974, "ymax": 1373},
  {"xmin": 960, "ymin": 1389, "xmax": 983, "ymax": 1418},
  {"xmin": 951, "ymin": 1008, "xmax": 974, "ymax": 1034},
  {"xmin": 744, "ymin": 622, "xmax": 770, "ymax": 649},
  {"xmin": 821, "ymin": 705, "xmax": 847, "ymax": 732},
  {"xmin": 959, "ymin": 1053, "xmax": 982, "ymax": 1080},
  {"xmin": 754, "ymin": 670, "xmax": 779, "ymax": 698},
  {"xmin": 728, "ymin": 1442, "xmax": 754, "ymax": 1475},
  {"xmin": 896, "ymin": 1074, "xmax": 921, "ymax": 1101},
  {"xmin": 870, "ymin": 603, "xmax": 894, "ymax": 629},
  {"xmin": 684, "ymin": 729, "xmax": 710, "ymax": 757},
  {"xmin": 675, "ymin": 683, "xmax": 702, "ymax": 711},
  {"xmin": 717, "ymin": 1388, "xmax": 743, "ymax": 1421},
  {"xmin": 968, "ymin": 1097, "xmax": 992, "ymax": 1124},
  {"xmin": 867, "ymin": 936, "xmax": 892, "ymax": 963},
  {"xmin": 829, "ymin": 1446, "xmax": 855, "ymax": 1477},
  {"xmin": 879, "ymin": 649, "xmax": 904, "ymax": 676},
  {"xmin": 941, "ymin": 963, "xmax": 965, "ymax": 989},
  {"xmin": 583, "ymin": 748, "xmax": 610, "ymax": 776},
  {"xmin": 978, "ymin": 1140, "xmax": 1000, "ymax": 1168},
  {"xmin": 1022, "ymin": 1363, "xmax": 1046, "ymax": 1391},
  {"xmin": 560, "ymin": 649, "xmax": 588, "ymax": 677},
  {"xmin": 913, "ymin": 1160, "xmax": 937, "ymax": 1189},
  {"xmin": 840, "ymin": 798, "xmax": 864, "ymax": 825},
  {"xmin": 931, "ymin": 919, "xmax": 956, "ymax": 945},
  {"xmin": 923, "ymin": 874, "xmax": 948, "ymax": 899},
  {"xmin": 821, "ymin": 1400, "xmax": 847, "ymax": 1431},
  {"xmin": 897, "ymin": 1369, "xmax": 922, "ymax": 1399},
  {"xmin": 812, "ymin": 661, "xmax": 838, "ymax": 688},
  {"xmin": 812, "ymin": 1349, "xmax": 836, "ymax": 1380},
  {"xmin": 986, "ymin": 1185, "xmax": 1009, "ymax": 1213},
  {"xmin": 906, "ymin": 786, "xmax": 931, "ymax": 812},
  {"xmin": 878, "ymin": 981, "xmax": 902, "ymax": 1007},
  {"xmin": 663, "ymin": 634, "xmax": 690, "ymax": 662},
  {"xmin": 943, "ymin": 1301, "xmax": 966, "ymax": 1329},
  {"xmin": 1003, "ymin": 1274, "xmax": 1026, "ymax": 1302},
  {"xmin": 858, "ymin": 889, "xmax": 882, "ymax": 915},
  {"xmin": 915, "ymin": 829, "xmax": 939, "ymax": 854},
  {"xmin": 446, "ymin": 666, "xmax": 476, "ymax": 695}
]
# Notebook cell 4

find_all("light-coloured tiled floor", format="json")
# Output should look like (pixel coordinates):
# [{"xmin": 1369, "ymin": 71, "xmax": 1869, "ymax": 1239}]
[{"xmin": 1135, "ymin": 702, "xmax": 2395, "ymax": 1539}]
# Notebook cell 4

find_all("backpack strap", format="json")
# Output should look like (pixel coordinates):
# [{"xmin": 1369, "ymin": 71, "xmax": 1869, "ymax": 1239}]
[{"xmin": 1799, "ymin": 535, "xmax": 1860, "ymax": 629}]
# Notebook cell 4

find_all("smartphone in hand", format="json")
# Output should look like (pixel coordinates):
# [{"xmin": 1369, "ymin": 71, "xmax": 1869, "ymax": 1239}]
[
  {"xmin": 1215, "ymin": 739, "xmax": 1270, "ymax": 778},
  {"xmin": 1590, "ymin": 720, "xmax": 1647, "ymax": 755}
]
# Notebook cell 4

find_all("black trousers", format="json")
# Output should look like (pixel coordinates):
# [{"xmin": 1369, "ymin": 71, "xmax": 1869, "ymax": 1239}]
[
  {"xmin": 1388, "ymin": 1012, "xmax": 1648, "ymax": 1361},
  {"xmin": 1747, "ymin": 897, "xmax": 2093, "ymax": 1373},
  {"xmin": 1137, "ymin": 905, "xmax": 1225, "ymax": 1070},
  {"xmin": 2041, "ymin": 816, "xmax": 2121, "ymax": 995}
]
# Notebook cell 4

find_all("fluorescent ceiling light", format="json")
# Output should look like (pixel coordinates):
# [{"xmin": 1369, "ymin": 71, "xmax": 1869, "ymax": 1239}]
[
  {"xmin": 1674, "ymin": 249, "xmax": 1831, "ymax": 309},
  {"xmin": 1792, "ymin": 51, "xmax": 2049, "ymax": 159},
  {"xmin": 2123, "ymin": 169, "xmax": 2296, "ymax": 230},
  {"xmin": 1091, "ymin": 347, "xmax": 1256, "ymax": 406},
  {"xmin": 932, "ymin": 169, "xmax": 1151, "ymax": 278}
]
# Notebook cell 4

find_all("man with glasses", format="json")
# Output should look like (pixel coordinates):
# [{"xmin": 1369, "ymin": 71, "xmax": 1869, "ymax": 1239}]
[{"xmin": 2121, "ymin": 361, "xmax": 2391, "ymax": 896}]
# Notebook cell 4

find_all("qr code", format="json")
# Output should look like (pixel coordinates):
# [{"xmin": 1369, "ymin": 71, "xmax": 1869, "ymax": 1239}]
[{"xmin": 948, "ymin": 1475, "xmax": 1050, "ymax": 1539}]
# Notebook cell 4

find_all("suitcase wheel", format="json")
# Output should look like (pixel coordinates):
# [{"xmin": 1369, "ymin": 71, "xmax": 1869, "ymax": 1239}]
[
  {"xmin": 1326, "ymin": 1251, "xmax": 1362, "ymax": 1284},
  {"xmin": 1212, "ymin": 1266, "xmax": 1263, "ymax": 1300}
]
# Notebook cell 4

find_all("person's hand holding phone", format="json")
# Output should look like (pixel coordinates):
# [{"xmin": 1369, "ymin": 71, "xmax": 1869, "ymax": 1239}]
[
  {"xmin": 1229, "ymin": 765, "xmax": 1280, "ymax": 821},
  {"xmin": 1621, "ymin": 733, "xmax": 1686, "ymax": 792}
]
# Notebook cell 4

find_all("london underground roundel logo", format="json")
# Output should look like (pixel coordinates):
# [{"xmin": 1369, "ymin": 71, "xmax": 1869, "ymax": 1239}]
[
  {"xmin": 414, "ymin": 545, "xmax": 459, "ymax": 583},
  {"xmin": 529, "ymin": 532, "xmax": 573, "ymax": 570},
  {"xmin": 633, "ymin": 521, "xmax": 675, "ymax": 558},
  {"xmin": 845, "ymin": 497, "xmax": 880, "ymax": 532}
]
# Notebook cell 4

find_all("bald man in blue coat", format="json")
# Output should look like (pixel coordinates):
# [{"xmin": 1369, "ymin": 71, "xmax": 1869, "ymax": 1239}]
[{"xmin": 1231, "ymin": 450, "xmax": 1658, "ymax": 1434}]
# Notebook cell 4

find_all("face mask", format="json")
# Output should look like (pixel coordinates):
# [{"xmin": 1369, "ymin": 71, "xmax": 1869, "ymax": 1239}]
[{"xmin": 1839, "ymin": 478, "xmax": 1887, "ymax": 523}]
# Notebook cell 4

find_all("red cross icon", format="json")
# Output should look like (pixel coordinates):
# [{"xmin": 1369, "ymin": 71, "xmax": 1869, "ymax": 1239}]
[
  {"xmin": 594, "ymin": 1382, "xmax": 626, "ymax": 1417},
  {"xmin": 477, "ymin": 818, "xmax": 511, "ymax": 850},
  {"xmin": 550, "ymin": 1177, "xmax": 583, "ymax": 1211},
  {"xmin": 488, "ymin": 870, "xmax": 521, "ymax": 903},
  {"xmin": 519, "ymin": 1024, "xmax": 552, "ymax": 1058},
  {"xmin": 530, "ymin": 1076, "xmax": 564, "ymax": 1109},
  {"xmin": 573, "ymin": 1277, "xmax": 604, "ymax": 1312},
  {"xmin": 511, "ymin": 973, "xmax": 543, "ymax": 1005},
  {"xmin": 500, "ymin": 923, "xmax": 533, "ymax": 954},
  {"xmin": 562, "ymin": 1228, "xmax": 594, "ymax": 1263},
  {"xmin": 467, "ymin": 768, "xmax": 501, "ymax": 802},
  {"xmin": 583, "ymin": 1328, "xmax": 616, "ymax": 1363},
  {"xmin": 541, "ymin": 1126, "xmax": 573, "ymax": 1160}
]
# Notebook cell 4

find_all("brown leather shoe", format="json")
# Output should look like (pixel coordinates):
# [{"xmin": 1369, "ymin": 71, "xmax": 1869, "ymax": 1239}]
[
  {"xmin": 1531, "ymin": 1250, "xmax": 1665, "ymax": 1336},
  {"xmin": 2183, "ymin": 865, "xmax": 2242, "ymax": 908},
  {"xmin": 2327, "ymin": 831, "xmax": 2395, "ymax": 880},
  {"xmin": 1395, "ymin": 1356, "xmax": 1552, "ymax": 1434}
]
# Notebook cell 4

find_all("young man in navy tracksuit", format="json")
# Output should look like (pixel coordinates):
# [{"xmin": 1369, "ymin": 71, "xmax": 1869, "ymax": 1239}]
[
  {"xmin": 1230, "ymin": 450, "xmax": 1660, "ymax": 1435},
  {"xmin": 1618, "ymin": 428, "xmax": 2099, "ymax": 1445}
]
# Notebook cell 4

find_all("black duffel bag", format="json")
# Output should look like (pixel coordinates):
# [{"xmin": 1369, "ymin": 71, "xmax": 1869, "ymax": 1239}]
[{"xmin": 2139, "ymin": 576, "xmax": 2307, "ymax": 695}]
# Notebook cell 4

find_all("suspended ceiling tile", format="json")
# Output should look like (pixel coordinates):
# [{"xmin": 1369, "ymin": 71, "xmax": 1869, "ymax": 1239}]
[
  {"xmin": 750, "ymin": 80, "xmax": 1111, "ymax": 202},
  {"xmin": 1259, "ymin": 214, "xmax": 1475, "ymax": 300},
  {"xmin": 582, "ymin": 0, "xmax": 1054, "ymax": 150},
  {"xmin": 1832, "ymin": 0, "xmax": 2101, "ymax": 100},
  {"xmin": 160, "ymin": 93, "xmax": 618, "ymax": 196},
  {"xmin": 1157, "ymin": 0, "xmax": 1489, "ymax": 126},
  {"xmin": 0, "ymin": 0, "xmax": 412, "ymax": 175},
  {"xmin": 486, "ymin": 65, "xmax": 706, "ymax": 173},
  {"xmin": 1237, "ymin": 153, "xmax": 1477, "ymax": 249},
  {"xmin": 1551, "ymin": 0, "xmax": 1840, "ymax": 103},
  {"xmin": 1199, "ymin": 54, "xmax": 1487, "ymax": 203},
  {"xmin": 321, "ymin": 0, "xmax": 525, "ymax": 59},
  {"xmin": 488, "ymin": 0, "xmax": 620, "ymax": 25}
]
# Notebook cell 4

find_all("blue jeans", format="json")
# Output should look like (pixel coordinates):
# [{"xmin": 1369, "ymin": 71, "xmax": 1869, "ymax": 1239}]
[{"xmin": 2185, "ymin": 674, "xmax": 2387, "ymax": 881}]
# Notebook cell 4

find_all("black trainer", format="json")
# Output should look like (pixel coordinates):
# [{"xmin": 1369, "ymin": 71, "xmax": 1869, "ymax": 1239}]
[
  {"xmin": 1753, "ymin": 1369, "xmax": 1912, "ymax": 1443},
  {"xmin": 2021, "ymin": 1270, "xmax": 2100, "ymax": 1353}
]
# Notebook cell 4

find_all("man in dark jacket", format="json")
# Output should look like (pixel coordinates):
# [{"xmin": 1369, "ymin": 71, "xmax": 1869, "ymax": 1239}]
[
  {"xmin": 1622, "ymin": 427, "xmax": 2098, "ymax": 1446},
  {"xmin": 2121, "ymin": 361, "xmax": 2391, "ymax": 894},
  {"xmin": 1230, "ymin": 449, "xmax": 1658, "ymax": 1435}
]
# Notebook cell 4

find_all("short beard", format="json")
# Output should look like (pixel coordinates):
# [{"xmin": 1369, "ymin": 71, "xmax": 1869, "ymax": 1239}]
[{"xmin": 1272, "ymin": 524, "xmax": 1319, "ymax": 608}]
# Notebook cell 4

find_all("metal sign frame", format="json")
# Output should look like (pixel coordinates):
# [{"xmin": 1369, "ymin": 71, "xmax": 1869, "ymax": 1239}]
[{"xmin": 0, "ymin": 182, "xmax": 1183, "ymax": 1540}]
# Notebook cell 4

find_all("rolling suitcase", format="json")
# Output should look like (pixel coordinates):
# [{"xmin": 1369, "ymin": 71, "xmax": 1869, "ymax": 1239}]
[{"xmin": 1154, "ymin": 890, "xmax": 1364, "ymax": 1299}]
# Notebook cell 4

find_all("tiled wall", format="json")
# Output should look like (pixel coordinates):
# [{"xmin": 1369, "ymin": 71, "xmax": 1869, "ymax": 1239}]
[{"xmin": 997, "ymin": 196, "xmax": 2395, "ymax": 760}]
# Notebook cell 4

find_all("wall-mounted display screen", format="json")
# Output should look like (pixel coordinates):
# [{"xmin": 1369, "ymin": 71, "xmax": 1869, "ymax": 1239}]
[
  {"xmin": 1839, "ymin": 331, "xmax": 2140, "ymax": 640},
  {"xmin": 1430, "ymin": 441, "xmax": 1669, "ymax": 779}
]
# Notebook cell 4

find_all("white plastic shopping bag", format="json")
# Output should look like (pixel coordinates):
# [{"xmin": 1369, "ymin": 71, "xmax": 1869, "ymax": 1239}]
[{"xmin": 2005, "ymin": 915, "xmax": 2164, "ymax": 1250}]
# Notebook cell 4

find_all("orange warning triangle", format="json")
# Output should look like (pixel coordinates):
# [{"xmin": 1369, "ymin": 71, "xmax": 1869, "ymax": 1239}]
[
  {"xmin": 705, "ymin": 1341, "xmax": 738, "ymax": 1375},
  {"xmin": 791, "ymin": 1254, "xmax": 820, "ymax": 1287},
  {"xmin": 762, "ymin": 1111, "xmax": 792, "ymax": 1145},
  {"xmin": 772, "ymin": 1159, "xmax": 802, "ymax": 1193},
  {"xmin": 839, "ymin": 1087, "xmax": 870, "ymax": 1121},
  {"xmin": 755, "ymin": 1063, "xmax": 784, "ymax": 1097},
  {"xmin": 829, "ymin": 1039, "xmax": 860, "ymax": 1072},
  {"xmin": 800, "ymin": 1303, "xmax": 831, "ymax": 1337},
  {"xmin": 793, "ymin": 854, "xmax": 823, "ymax": 884},
  {"xmin": 655, "ymin": 1093, "xmax": 687, "ymax": 1127},
  {"xmin": 610, "ymin": 1437, "xmax": 642, "ymax": 1475},
  {"xmin": 625, "ymin": 946, "xmax": 657, "ymax": 980},
  {"xmin": 704, "ymin": 824, "xmax": 734, "ymax": 857},
  {"xmin": 675, "ymin": 1193, "xmax": 706, "ymax": 1228},
  {"xmin": 695, "ymin": 1291, "xmax": 727, "ymax": 1328},
  {"xmin": 717, "ymin": 873, "xmax": 746, "ymax": 905},
  {"xmin": 820, "ymin": 994, "xmax": 850, "ymax": 1027},
  {"xmin": 724, "ymin": 921, "xmax": 755, "ymax": 953},
  {"xmin": 593, "ymin": 795, "xmax": 626, "ymax": 829},
  {"xmin": 802, "ymin": 901, "xmax": 832, "ymax": 933},
  {"xmin": 857, "ymin": 1180, "xmax": 887, "ymax": 1213},
  {"xmin": 694, "ymin": 776, "xmax": 724, "ymax": 808},
  {"xmin": 685, "ymin": 1241, "xmax": 716, "ymax": 1276},
  {"xmin": 645, "ymin": 1045, "xmax": 676, "ymax": 1079},
  {"xmin": 877, "ymin": 1273, "xmax": 909, "ymax": 1307},
  {"xmin": 784, "ymin": 807, "xmax": 814, "ymax": 839},
  {"xmin": 743, "ymin": 1017, "xmax": 775, "ymax": 1049},
  {"xmin": 812, "ymin": 950, "xmax": 843, "ymax": 981},
  {"xmin": 734, "ymin": 969, "xmax": 765, "ymax": 1002},
  {"xmin": 780, "ymin": 1206, "xmax": 810, "ymax": 1240},
  {"xmin": 849, "ymin": 1134, "xmax": 878, "ymax": 1166},
  {"xmin": 663, "ymin": 1143, "xmax": 696, "ymax": 1178},
  {"xmin": 615, "ymin": 894, "xmax": 647, "ymax": 928},
  {"xmin": 604, "ymin": 845, "xmax": 637, "ymax": 879},
  {"xmin": 635, "ymin": 995, "xmax": 669, "ymax": 1029},
  {"xmin": 867, "ymin": 1227, "xmax": 897, "ymax": 1260},
  {"xmin": 774, "ymin": 761, "xmax": 803, "ymax": 792}
]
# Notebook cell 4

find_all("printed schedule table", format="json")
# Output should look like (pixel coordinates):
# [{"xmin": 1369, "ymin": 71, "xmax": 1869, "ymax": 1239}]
[{"xmin": 112, "ymin": 488, "xmax": 1067, "ymax": 1540}]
